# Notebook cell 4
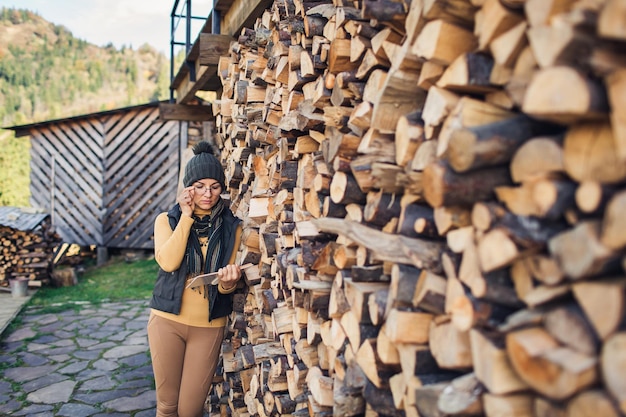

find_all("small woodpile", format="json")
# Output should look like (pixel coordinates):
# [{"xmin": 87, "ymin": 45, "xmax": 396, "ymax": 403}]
[
  {"xmin": 0, "ymin": 209, "xmax": 62, "ymax": 287},
  {"xmin": 205, "ymin": 0, "xmax": 626, "ymax": 416}
]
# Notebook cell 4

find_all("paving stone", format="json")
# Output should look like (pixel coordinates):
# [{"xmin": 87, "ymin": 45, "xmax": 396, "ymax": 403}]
[
  {"xmin": 22, "ymin": 373, "xmax": 69, "ymax": 393},
  {"xmin": 120, "ymin": 364, "xmax": 154, "ymax": 380},
  {"xmin": 102, "ymin": 389, "xmax": 156, "ymax": 412},
  {"xmin": 3, "ymin": 338, "xmax": 26, "ymax": 351},
  {"xmin": 119, "ymin": 352, "xmax": 151, "ymax": 367},
  {"xmin": 93, "ymin": 358, "xmax": 119, "ymax": 371},
  {"xmin": 58, "ymin": 360, "xmax": 90, "ymax": 374},
  {"xmin": 108, "ymin": 330, "xmax": 132, "ymax": 341},
  {"xmin": 4, "ymin": 327, "xmax": 36, "ymax": 342},
  {"xmin": 10, "ymin": 403, "xmax": 54, "ymax": 416},
  {"xmin": 118, "ymin": 378, "xmax": 153, "ymax": 390},
  {"xmin": 44, "ymin": 346, "xmax": 76, "ymax": 356},
  {"xmin": 0, "ymin": 380, "xmax": 11, "ymax": 391},
  {"xmin": 0, "ymin": 399, "xmax": 22, "ymax": 414},
  {"xmin": 76, "ymin": 337, "xmax": 100, "ymax": 348},
  {"xmin": 89, "ymin": 330, "xmax": 118, "ymax": 339},
  {"xmin": 31, "ymin": 335, "xmax": 58, "ymax": 344},
  {"xmin": 73, "ymin": 389, "xmax": 140, "ymax": 405},
  {"xmin": 4, "ymin": 364, "xmax": 60, "ymax": 383},
  {"xmin": 20, "ymin": 352, "xmax": 49, "ymax": 366},
  {"xmin": 75, "ymin": 368, "xmax": 108, "ymax": 380},
  {"xmin": 26, "ymin": 379, "xmax": 77, "ymax": 404},
  {"xmin": 104, "ymin": 318, "xmax": 127, "ymax": 327},
  {"xmin": 74, "ymin": 350, "xmax": 102, "ymax": 360},
  {"xmin": 38, "ymin": 322, "xmax": 65, "ymax": 333},
  {"xmin": 79, "ymin": 375, "xmax": 117, "ymax": 391},
  {"xmin": 36, "ymin": 314, "xmax": 59, "ymax": 325},
  {"xmin": 93, "ymin": 413, "xmax": 128, "ymax": 417},
  {"xmin": 49, "ymin": 353, "xmax": 72, "ymax": 362},
  {"xmin": 88, "ymin": 341, "xmax": 117, "ymax": 350},
  {"xmin": 51, "ymin": 337, "xmax": 75, "ymax": 347},
  {"xmin": 103, "ymin": 344, "xmax": 148, "ymax": 360},
  {"xmin": 27, "ymin": 342, "xmax": 50, "ymax": 352},
  {"xmin": 1, "ymin": 300, "xmax": 158, "ymax": 415},
  {"xmin": 56, "ymin": 402, "xmax": 100, "ymax": 417}
]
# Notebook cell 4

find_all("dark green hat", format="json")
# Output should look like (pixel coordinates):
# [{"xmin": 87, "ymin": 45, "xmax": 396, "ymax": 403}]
[{"xmin": 183, "ymin": 141, "xmax": 226, "ymax": 188}]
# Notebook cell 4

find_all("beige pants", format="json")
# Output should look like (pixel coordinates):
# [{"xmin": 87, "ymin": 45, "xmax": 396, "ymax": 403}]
[{"xmin": 147, "ymin": 312, "xmax": 224, "ymax": 417}]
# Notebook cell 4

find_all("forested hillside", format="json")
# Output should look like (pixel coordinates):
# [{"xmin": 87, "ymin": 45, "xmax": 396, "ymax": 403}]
[{"xmin": 0, "ymin": 7, "xmax": 171, "ymax": 206}]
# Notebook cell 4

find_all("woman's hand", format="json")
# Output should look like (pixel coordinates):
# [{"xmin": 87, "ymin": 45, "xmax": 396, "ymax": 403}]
[
  {"xmin": 177, "ymin": 186, "xmax": 195, "ymax": 217},
  {"xmin": 218, "ymin": 264, "xmax": 241, "ymax": 291}
]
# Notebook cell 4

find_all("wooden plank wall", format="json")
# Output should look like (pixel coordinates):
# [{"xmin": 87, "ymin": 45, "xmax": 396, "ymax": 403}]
[{"xmin": 29, "ymin": 106, "xmax": 179, "ymax": 249}]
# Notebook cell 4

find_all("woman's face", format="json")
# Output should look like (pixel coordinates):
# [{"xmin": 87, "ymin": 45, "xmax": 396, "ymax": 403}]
[{"xmin": 191, "ymin": 179, "xmax": 222, "ymax": 210}]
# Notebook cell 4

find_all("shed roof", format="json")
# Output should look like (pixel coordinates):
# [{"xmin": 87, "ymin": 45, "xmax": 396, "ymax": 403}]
[
  {"xmin": 3, "ymin": 101, "xmax": 162, "ymax": 137},
  {"xmin": 0, "ymin": 207, "xmax": 50, "ymax": 231}
]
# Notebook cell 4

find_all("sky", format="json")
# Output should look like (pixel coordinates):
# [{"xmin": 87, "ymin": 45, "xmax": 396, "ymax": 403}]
[{"xmin": 0, "ymin": 0, "xmax": 214, "ymax": 55}]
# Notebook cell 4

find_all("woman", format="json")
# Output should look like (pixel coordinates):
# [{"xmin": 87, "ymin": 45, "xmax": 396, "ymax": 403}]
[{"xmin": 147, "ymin": 141, "xmax": 242, "ymax": 417}]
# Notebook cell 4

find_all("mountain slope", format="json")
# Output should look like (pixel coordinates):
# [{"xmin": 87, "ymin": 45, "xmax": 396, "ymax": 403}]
[
  {"xmin": 0, "ymin": 7, "xmax": 172, "ymax": 207},
  {"xmin": 0, "ymin": 7, "xmax": 170, "ymax": 126}
]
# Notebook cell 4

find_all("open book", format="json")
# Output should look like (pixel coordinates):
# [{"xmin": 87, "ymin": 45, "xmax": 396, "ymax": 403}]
[{"xmin": 185, "ymin": 263, "xmax": 254, "ymax": 289}]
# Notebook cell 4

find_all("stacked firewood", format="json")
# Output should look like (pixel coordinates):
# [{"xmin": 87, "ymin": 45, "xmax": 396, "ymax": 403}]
[
  {"xmin": 205, "ymin": 0, "xmax": 626, "ymax": 416},
  {"xmin": 0, "ymin": 218, "xmax": 61, "ymax": 286}
]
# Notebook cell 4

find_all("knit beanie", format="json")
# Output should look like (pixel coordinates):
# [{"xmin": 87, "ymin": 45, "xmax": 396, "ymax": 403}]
[{"xmin": 183, "ymin": 141, "xmax": 226, "ymax": 188}]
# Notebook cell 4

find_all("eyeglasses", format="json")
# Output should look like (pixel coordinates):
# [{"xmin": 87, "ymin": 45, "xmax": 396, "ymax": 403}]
[{"xmin": 193, "ymin": 183, "xmax": 222, "ymax": 194}]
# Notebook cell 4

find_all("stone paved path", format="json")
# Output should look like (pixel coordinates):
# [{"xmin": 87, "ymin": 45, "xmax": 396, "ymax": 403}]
[{"xmin": 0, "ymin": 300, "xmax": 156, "ymax": 416}]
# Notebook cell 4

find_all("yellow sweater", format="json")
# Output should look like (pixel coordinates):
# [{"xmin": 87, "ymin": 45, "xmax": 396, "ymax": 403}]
[{"xmin": 151, "ymin": 207, "xmax": 242, "ymax": 327}]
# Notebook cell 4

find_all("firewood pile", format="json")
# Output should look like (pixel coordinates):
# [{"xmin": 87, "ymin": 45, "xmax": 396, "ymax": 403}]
[
  {"xmin": 206, "ymin": 0, "xmax": 626, "ymax": 416},
  {"xmin": 0, "ymin": 214, "xmax": 62, "ymax": 286}
]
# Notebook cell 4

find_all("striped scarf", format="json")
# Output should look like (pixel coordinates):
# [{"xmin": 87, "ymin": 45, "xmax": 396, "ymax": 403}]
[{"xmin": 186, "ymin": 198, "xmax": 225, "ymax": 296}]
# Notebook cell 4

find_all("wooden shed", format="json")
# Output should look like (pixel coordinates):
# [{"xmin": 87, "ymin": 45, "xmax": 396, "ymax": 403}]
[{"xmin": 8, "ymin": 102, "xmax": 181, "ymax": 251}]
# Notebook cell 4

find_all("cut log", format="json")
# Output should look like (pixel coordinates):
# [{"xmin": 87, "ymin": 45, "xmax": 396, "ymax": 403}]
[
  {"xmin": 563, "ymin": 122, "xmax": 626, "ymax": 184},
  {"xmin": 506, "ymin": 327, "xmax": 598, "ymax": 400},
  {"xmin": 330, "ymin": 171, "xmax": 366, "ymax": 205},
  {"xmin": 599, "ymin": 0, "xmax": 626, "ymax": 40},
  {"xmin": 543, "ymin": 302, "xmax": 599, "ymax": 356},
  {"xmin": 509, "ymin": 136, "xmax": 564, "ymax": 183},
  {"xmin": 384, "ymin": 308, "xmax": 433, "ymax": 344},
  {"xmin": 470, "ymin": 328, "xmax": 529, "ymax": 395},
  {"xmin": 490, "ymin": 21, "xmax": 528, "ymax": 67},
  {"xmin": 423, "ymin": 161, "xmax": 511, "ymax": 208},
  {"xmin": 443, "ymin": 115, "xmax": 562, "ymax": 173},
  {"xmin": 413, "ymin": 19, "xmax": 478, "ymax": 66},
  {"xmin": 483, "ymin": 393, "xmax": 534, "ymax": 417},
  {"xmin": 474, "ymin": 0, "xmax": 525, "ymax": 51},
  {"xmin": 606, "ymin": 69, "xmax": 626, "ymax": 161},
  {"xmin": 549, "ymin": 221, "xmax": 620, "ymax": 280},
  {"xmin": 356, "ymin": 338, "xmax": 400, "ymax": 389},
  {"xmin": 437, "ymin": 373, "xmax": 484, "ymax": 415},
  {"xmin": 306, "ymin": 366, "xmax": 334, "ymax": 407},
  {"xmin": 601, "ymin": 332, "xmax": 626, "ymax": 414},
  {"xmin": 601, "ymin": 190, "xmax": 626, "ymax": 250},
  {"xmin": 437, "ymin": 96, "xmax": 514, "ymax": 157},
  {"xmin": 522, "ymin": 67, "xmax": 609, "ymax": 124},
  {"xmin": 436, "ymin": 52, "xmax": 497, "ymax": 94},
  {"xmin": 575, "ymin": 181, "xmax": 616, "ymax": 215},
  {"xmin": 566, "ymin": 389, "xmax": 622, "ymax": 417},
  {"xmin": 572, "ymin": 278, "xmax": 626, "ymax": 341},
  {"xmin": 524, "ymin": 0, "xmax": 577, "ymax": 27},
  {"xmin": 395, "ymin": 111, "xmax": 425, "ymax": 168},
  {"xmin": 312, "ymin": 218, "xmax": 445, "ymax": 271},
  {"xmin": 370, "ymin": 68, "xmax": 426, "ymax": 133},
  {"xmin": 429, "ymin": 317, "xmax": 473, "ymax": 370}
]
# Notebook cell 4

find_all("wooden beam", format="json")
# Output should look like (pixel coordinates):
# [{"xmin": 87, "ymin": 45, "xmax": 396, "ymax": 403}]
[
  {"xmin": 198, "ymin": 34, "xmax": 233, "ymax": 66},
  {"xmin": 221, "ymin": 0, "xmax": 274, "ymax": 37},
  {"xmin": 176, "ymin": 64, "xmax": 218, "ymax": 104},
  {"xmin": 158, "ymin": 103, "xmax": 214, "ymax": 121}
]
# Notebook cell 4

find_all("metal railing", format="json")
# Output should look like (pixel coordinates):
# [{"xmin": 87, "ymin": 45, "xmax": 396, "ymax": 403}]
[{"xmin": 169, "ymin": 0, "xmax": 212, "ymax": 101}]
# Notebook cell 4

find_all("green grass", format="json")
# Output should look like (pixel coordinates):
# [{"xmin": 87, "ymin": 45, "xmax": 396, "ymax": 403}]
[{"xmin": 29, "ymin": 257, "xmax": 158, "ymax": 311}]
